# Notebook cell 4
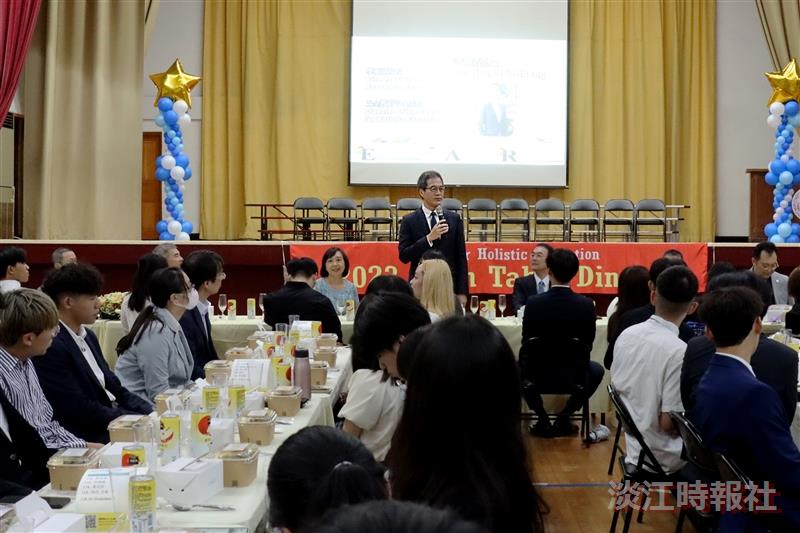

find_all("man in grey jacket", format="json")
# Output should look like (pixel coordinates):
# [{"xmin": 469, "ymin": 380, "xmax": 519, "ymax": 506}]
[{"xmin": 751, "ymin": 241, "xmax": 792, "ymax": 305}]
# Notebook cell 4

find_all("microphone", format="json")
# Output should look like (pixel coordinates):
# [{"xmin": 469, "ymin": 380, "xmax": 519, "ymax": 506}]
[{"xmin": 435, "ymin": 205, "xmax": 444, "ymax": 219}]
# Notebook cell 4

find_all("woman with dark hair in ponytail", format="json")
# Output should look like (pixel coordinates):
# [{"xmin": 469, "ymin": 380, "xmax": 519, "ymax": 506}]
[
  {"xmin": 115, "ymin": 268, "xmax": 197, "ymax": 403},
  {"xmin": 120, "ymin": 253, "xmax": 168, "ymax": 333},
  {"xmin": 267, "ymin": 425, "xmax": 387, "ymax": 532}
]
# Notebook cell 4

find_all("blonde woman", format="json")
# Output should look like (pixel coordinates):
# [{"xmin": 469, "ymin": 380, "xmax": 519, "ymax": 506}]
[{"xmin": 414, "ymin": 259, "xmax": 456, "ymax": 322}]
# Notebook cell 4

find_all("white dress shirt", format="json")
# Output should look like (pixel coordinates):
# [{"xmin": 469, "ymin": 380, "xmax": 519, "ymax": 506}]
[
  {"xmin": 611, "ymin": 315, "xmax": 686, "ymax": 474},
  {"xmin": 0, "ymin": 279, "xmax": 21, "ymax": 294},
  {"xmin": 62, "ymin": 321, "xmax": 115, "ymax": 402},
  {"xmin": 0, "ymin": 402, "xmax": 9, "ymax": 441}
]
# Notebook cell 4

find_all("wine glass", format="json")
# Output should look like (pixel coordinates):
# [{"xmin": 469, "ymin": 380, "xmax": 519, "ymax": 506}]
[
  {"xmin": 470, "ymin": 296, "xmax": 479, "ymax": 315},
  {"xmin": 258, "ymin": 293, "xmax": 266, "ymax": 315},
  {"xmin": 498, "ymin": 295, "xmax": 507, "ymax": 317},
  {"xmin": 217, "ymin": 294, "xmax": 228, "ymax": 319}
]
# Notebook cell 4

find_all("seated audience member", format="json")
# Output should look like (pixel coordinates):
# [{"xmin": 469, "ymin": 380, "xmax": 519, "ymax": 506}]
[
  {"xmin": 605, "ymin": 265, "xmax": 650, "ymax": 319},
  {"xmin": 311, "ymin": 500, "xmax": 490, "ymax": 533},
  {"xmin": 51, "ymin": 247, "xmax": 77, "ymax": 270},
  {"xmin": 681, "ymin": 271, "xmax": 798, "ymax": 422},
  {"xmin": 604, "ymin": 266, "xmax": 649, "ymax": 368},
  {"xmin": 417, "ymin": 249, "xmax": 464, "ymax": 316},
  {"xmin": 751, "ymin": 240, "xmax": 792, "ymax": 305},
  {"xmin": 365, "ymin": 274, "xmax": 414, "ymax": 297},
  {"xmin": 412, "ymin": 258, "xmax": 456, "ymax": 321},
  {"xmin": 611, "ymin": 265, "xmax": 698, "ymax": 476},
  {"xmin": 267, "ymin": 426, "xmax": 388, "ymax": 532},
  {"xmin": 153, "ymin": 242, "xmax": 183, "ymax": 268},
  {"xmin": 115, "ymin": 268, "xmax": 195, "ymax": 403},
  {"xmin": 605, "ymin": 256, "xmax": 696, "ymax": 368},
  {"xmin": 180, "ymin": 250, "xmax": 225, "ymax": 379},
  {"xmin": 663, "ymin": 248, "xmax": 684, "ymax": 262},
  {"xmin": 121, "ymin": 253, "xmax": 169, "ymax": 333},
  {"xmin": 511, "ymin": 243, "xmax": 553, "ymax": 313},
  {"xmin": 785, "ymin": 266, "xmax": 800, "ymax": 334},
  {"xmin": 340, "ymin": 293, "xmax": 430, "ymax": 461},
  {"xmin": 0, "ymin": 289, "xmax": 92, "ymax": 491},
  {"xmin": 263, "ymin": 257, "xmax": 343, "ymax": 342},
  {"xmin": 521, "ymin": 248, "xmax": 603, "ymax": 437},
  {"xmin": 692, "ymin": 286, "xmax": 800, "ymax": 530},
  {"xmin": 0, "ymin": 247, "xmax": 29, "ymax": 294},
  {"xmin": 34, "ymin": 264, "xmax": 153, "ymax": 443},
  {"xmin": 314, "ymin": 247, "xmax": 359, "ymax": 311},
  {"xmin": 389, "ymin": 315, "xmax": 545, "ymax": 533}
]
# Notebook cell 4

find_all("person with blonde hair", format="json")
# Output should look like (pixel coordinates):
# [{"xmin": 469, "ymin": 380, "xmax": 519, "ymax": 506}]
[{"xmin": 414, "ymin": 259, "xmax": 456, "ymax": 322}]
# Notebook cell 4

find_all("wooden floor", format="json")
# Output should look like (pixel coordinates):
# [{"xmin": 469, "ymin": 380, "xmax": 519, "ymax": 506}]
[{"xmin": 528, "ymin": 421, "xmax": 698, "ymax": 533}]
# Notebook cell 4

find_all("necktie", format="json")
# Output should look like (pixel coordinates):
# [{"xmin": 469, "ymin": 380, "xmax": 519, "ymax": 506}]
[
  {"xmin": 430, "ymin": 211, "xmax": 438, "ymax": 230},
  {"xmin": 538, "ymin": 280, "xmax": 546, "ymax": 294}
]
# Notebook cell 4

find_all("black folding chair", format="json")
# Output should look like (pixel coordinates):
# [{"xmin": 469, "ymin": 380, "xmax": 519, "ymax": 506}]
[
  {"xmin": 608, "ymin": 384, "xmax": 673, "ymax": 533},
  {"xmin": 669, "ymin": 412, "xmax": 719, "ymax": 533},
  {"xmin": 519, "ymin": 337, "xmax": 591, "ymax": 442}
]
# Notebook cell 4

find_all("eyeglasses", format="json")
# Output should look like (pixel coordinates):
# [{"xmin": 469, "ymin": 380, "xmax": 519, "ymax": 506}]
[{"xmin": 425, "ymin": 186, "xmax": 446, "ymax": 193}]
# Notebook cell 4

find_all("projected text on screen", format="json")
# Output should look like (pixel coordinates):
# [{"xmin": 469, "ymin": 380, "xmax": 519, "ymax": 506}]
[{"xmin": 349, "ymin": 36, "xmax": 568, "ymax": 187}]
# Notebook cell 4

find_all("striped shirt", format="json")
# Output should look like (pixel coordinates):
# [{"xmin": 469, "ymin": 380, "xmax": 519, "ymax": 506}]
[{"xmin": 0, "ymin": 347, "xmax": 85, "ymax": 448}]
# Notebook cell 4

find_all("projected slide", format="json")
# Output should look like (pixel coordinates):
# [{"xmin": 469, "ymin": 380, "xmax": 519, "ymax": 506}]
[{"xmin": 349, "ymin": 36, "xmax": 567, "ymax": 187}]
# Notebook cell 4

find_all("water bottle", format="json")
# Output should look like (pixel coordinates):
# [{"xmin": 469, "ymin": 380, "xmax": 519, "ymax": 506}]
[
  {"xmin": 588, "ymin": 424, "xmax": 610, "ymax": 443},
  {"xmin": 293, "ymin": 348, "xmax": 312, "ymax": 402}
]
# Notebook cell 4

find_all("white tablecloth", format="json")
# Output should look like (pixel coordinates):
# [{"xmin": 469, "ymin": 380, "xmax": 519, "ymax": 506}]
[{"xmin": 38, "ymin": 349, "xmax": 352, "ymax": 532}]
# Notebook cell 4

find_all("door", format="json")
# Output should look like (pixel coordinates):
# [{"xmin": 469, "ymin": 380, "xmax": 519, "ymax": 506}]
[{"xmin": 141, "ymin": 132, "xmax": 162, "ymax": 239}]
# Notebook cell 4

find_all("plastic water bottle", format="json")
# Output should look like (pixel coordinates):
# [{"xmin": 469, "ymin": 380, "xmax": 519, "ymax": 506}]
[
  {"xmin": 293, "ymin": 348, "xmax": 311, "ymax": 402},
  {"xmin": 588, "ymin": 424, "xmax": 610, "ymax": 443}
]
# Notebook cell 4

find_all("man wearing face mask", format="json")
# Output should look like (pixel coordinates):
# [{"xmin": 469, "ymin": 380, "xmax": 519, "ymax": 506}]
[
  {"xmin": 180, "ymin": 250, "xmax": 225, "ymax": 380},
  {"xmin": 34, "ymin": 264, "xmax": 153, "ymax": 443}
]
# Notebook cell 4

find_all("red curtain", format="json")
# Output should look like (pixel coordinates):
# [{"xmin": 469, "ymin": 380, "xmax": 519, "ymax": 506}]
[{"xmin": 0, "ymin": 0, "xmax": 41, "ymax": 120}]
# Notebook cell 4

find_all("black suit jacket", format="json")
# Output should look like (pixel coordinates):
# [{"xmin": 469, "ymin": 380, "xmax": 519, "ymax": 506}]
[
  {"xmin": 398, "ymin": 207, "xmax": 468, "ymax": 295},
  {"xmin": 179, "ymin": 307, "xmax": 219, "ymax": 380},
  {"xmin": 604, "ymin": 304, "xmax": 697, "ymax": 369},
  {"xmin": 33, "ymin": 327, "xmax": 153, "ymax": 443},
  {"xmin": 0, "ymin": 389, "xmax": 53, "ymax": 491},
  {"xmin": 522, "ymin": 286, "xmax": 596, "ymax": 349},
  {"xmin": 682, "ymin": 335, "xmax": 798, "ymax": 422},
  {"xmin": 263, "ymin": 282, "xmax": 343, "ymax": 342},
  {"xmin": 511, "ymin": 275, "xmax": 548, "ymax": 313},
  {"xmin": 786, "ymin": 302, "xmax": 800, "ymax": 335}
]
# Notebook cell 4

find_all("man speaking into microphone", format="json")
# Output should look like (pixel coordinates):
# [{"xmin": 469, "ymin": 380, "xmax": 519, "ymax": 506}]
[{"xmin": 398, "ymin": 170, "xmax": 469, "ymax": 306}]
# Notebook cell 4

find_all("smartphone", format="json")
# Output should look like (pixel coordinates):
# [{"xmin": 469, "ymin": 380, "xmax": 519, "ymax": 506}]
[{"xmin": 42, "ymin": 496, "xmax": 71, "ymax": 509}]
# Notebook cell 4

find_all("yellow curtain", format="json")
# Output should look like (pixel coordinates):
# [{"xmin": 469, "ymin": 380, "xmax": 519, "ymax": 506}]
[
  {"xmin": 756, "ymin": 0, "xmax": 800, "ymax": 70},
  {"xmin": 203, "ymin": 0, "xmax": 715, "ymax": 242},
  {"xmin": 23, "ymin": 0, "xmax": 145, "ymax": 239}
]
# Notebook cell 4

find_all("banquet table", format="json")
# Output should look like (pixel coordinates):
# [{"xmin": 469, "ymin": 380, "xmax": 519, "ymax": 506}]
[
  {"xmin": 345, "ymin": 316, "xmax": 613, "ymax": 414},
  {"xmin": 91, "ymin": 314, "xmax": 612, "ymax": 413},
  {"xmin": 38, "ymin": 348, "xmax": 352, "ymax": 532}
]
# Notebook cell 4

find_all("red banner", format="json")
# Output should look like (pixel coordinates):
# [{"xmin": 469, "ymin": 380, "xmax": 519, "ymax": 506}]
[{"xmin": 290, "ymin": 242, "xmax": 708, "ymax": 295}]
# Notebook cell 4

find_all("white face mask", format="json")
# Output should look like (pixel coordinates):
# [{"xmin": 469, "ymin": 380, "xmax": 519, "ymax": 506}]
[{"xmin": 175, "ymin": 288, "xmax": 199, "ymax": 310}]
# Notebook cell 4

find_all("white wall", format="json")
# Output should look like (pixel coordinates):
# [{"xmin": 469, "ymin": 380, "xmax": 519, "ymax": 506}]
[
  {"xmin": 9, "ymin": 75, "xmax": 23, "ymax": 114},
  {"xmin": 143, "ymin": 0, "xmax": 204, "ymax": 231},
  {"xmin": 716, "ymin": 0, "xmax": 773, "ymax": 238}
]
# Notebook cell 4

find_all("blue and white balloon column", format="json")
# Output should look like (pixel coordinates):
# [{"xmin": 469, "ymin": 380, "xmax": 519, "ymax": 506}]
[
  {"xmin": 154, "ymin": 97, "xmax": 194, "ymax": 241},
  {"xmin": 764, "ymin": 100, "xmax": 800, "ymax": 244}
]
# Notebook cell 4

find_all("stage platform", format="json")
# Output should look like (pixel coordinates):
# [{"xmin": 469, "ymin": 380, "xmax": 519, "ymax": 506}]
[{"xmin": 0, "ymin": 240, "xmax": 793, "ymax": 314}]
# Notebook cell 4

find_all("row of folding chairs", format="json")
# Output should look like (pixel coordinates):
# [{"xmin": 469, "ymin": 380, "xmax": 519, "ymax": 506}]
[{"xmin": 292, "ymin": 197, "xmax": 673, "ymax": 242}]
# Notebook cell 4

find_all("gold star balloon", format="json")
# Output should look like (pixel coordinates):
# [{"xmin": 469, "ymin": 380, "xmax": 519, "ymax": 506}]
[
  {"xmin": 766, "ymin": 59, "xmax": 800, "ymax": 106},
  {"xmin": 150, "ymin": 59, "xmax": 201, "ymax": 108}
]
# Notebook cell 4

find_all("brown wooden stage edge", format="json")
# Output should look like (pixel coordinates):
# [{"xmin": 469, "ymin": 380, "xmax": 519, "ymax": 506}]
[
  {"xmin": 3, "ymin": 240, "xmax": 800, "ymax": 310},
  {"xmin": 0, "ymin": 241, "xmax": 287, "ymax": 307}
]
